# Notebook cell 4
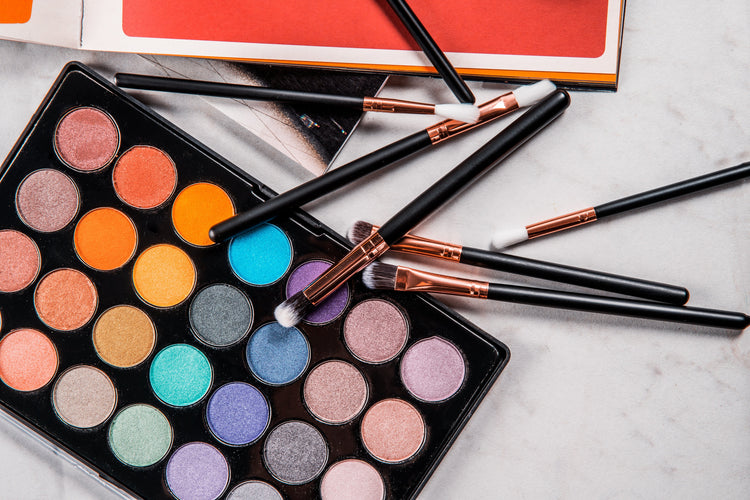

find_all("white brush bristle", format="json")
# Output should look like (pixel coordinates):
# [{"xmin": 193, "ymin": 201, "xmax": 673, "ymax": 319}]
[
  {"xmin": 490, "ymin": 226, "xmax": 529, "ymax": 250},
  {"xmin": 274, "ymin": 293, "xmax": 310, "ymax": 327},
  {"xmin": 512, "ymin": 80, "xmax": 557, "ymax": 108},
  {"xmin": 434, "ymin": 103, "xmax": 481, "ymax": 123},
  {"xmin": 362, "ymin": 262, "xmax": 399, "ymax": 290}
]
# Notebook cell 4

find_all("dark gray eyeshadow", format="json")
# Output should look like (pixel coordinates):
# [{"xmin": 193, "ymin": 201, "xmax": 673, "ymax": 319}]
[
  {"xmin": 189, "ymin": 284, "xmax": 253, "ymax": 347},
  {"xmin": 263, "ymin": 420, "xmax": 328, "ymax": 485}
]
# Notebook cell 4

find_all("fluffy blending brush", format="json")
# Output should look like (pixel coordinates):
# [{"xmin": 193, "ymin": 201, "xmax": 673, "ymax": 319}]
[
  {"xmin": 210, "ymin": 79, "xmax": 557, "ymax": 242},
  {"xmin": 114, "ymin": 73, "xmax": 480, "ymax": 123},
  {"xmin": 363, "ymin": 262, "xmax": 750, "ymax": 330},
  {"xmin": 348, "ymin": 221, "xmax": 689, "ymax": 304},
  {"xmin": 274, "ymin": 90, "xmax": 571, "ymax": 327},
  {"xmin": 491, "ymin": 160, "xmax": 750, "ymax": 249}
]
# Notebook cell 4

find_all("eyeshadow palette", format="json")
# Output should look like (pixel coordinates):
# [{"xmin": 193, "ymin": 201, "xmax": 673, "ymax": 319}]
[{"xmin": 0, "ymin": 62, "xmax": 509, "ymax": 500}]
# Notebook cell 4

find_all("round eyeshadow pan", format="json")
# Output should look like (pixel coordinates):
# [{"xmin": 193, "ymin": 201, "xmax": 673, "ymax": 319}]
[
  {"xmin": 165, "ymin": 442, "xmax": 230, "ymax": 500},
  {"xmin": 246, "ymin": 322, "xmax": 310, "ymax": 386},
  {"xmin": 343, "ymin": 299, "xmax": 409, "ymax": 364},
  {"xmin": 108, "ymin": 404, "xmax": 173, "ymax": 467},
  {"xmin": 52, "ymin": 365, "xmax": 117, "ymax": 428},
  {"xmin": 206, "ymin": 382, "xmax": 270, "ymax": 446},
  {"xmin": 0, "ymin": 230, "xmax": 41, "ymax": 293},
  {"xmin": 172, "ymin": 183, "xmax": 235, "ymax": 247},
  {"xmin": 74, "ymin": 207, "xmax": 138, "ymax": 271},
  {"xmin": 92, "ymin": 305, "xmax": 156, "ymax": 368},
  {"xmin": 112, "ymin": 145, "xmax": 177, "ymax": 209},
  {"xmin": 132, "ymin": 244, "xmax": 196, "ymax": 308},
  {"xmin": 360, "ymin": 399, "xmax": 425, "ymax": 464},
  {"xmin": 320, "ymin": 459, "xmax": 385, "ymax": 500},
  {"xmin": 303, "ymin": 360, "xmax": 368, "ymax": 424},
  {"xmin": 226, "ymin": 480, "xmax": 283, "ymax": 500},
  {"xmin": 54, "ymin": 107, "xmax": 119, "ymax": 172},
  {"xmin": 15, "ymin": 168, "xmax": 80, "ymax": 233},
  {"xmin": 228, "ymin": 223, "xmax": 292, "ymax": 286},
  {"xmin": 400, "ymin": 337, "xmax": 466, "ymax": 402},
  {"xmin": 263, "ymin": 420, "xmax": 328, "ymax": 485},
  {"xmin": 149, "ymin": 344, "xmax": 213, "ymax": 407},
  {"xmin": 0, "ymin": 328, "xmax": 57, "ymax": 392},
  {"xmin": 34, "ymin": 268, "xmax": 98, "ymax": 331},
  {"xmin": 190, "ymin": 284, "xmax": 253, "ymax": 347},
  {"xmin": 286, "ymin": 260, "xmax": 349, "ymax": 324}
]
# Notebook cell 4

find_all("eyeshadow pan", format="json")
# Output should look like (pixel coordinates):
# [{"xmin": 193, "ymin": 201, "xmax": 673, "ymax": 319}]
[
  {"xmin": 304, "ymin": 360, "xmax": 367, "ymax": 424},
  {"xmin": 206, "ymin": 382, "xmax": 270, "ymax": 446},
  {"xmin": 0, "ymin": 328, "xmax": 57, "ymax": 392},
  {"xmin": 113, "ymin": 145, "xmax": 177, "ymax": 209},
  {"xmin": 190, "ymin": 284, "xmax": 253, "ymax": 347},
  {"xmin": 0, "ymin": 229, "xmax": 41, "ymax": 293},
  {"xmin": 15, "ymin": 168, "xmax": 79, "ymax": 232},
  {"xmin": 360, "ymin": 399, "xmax": 425, "ymax": 464},
  {"xmin": 52, "ymin": 365, "xmax": 117, "ymax": 428},
  {"xmin": 149, "ymin": 344, "xmax": 213, "ymax": 407},
  {"xmin": 286, "ymin": 260, "xmax": 349, "ymax": 324},
  {"xmin": 74, "ymin": 207, "xmax": 138, "ymax": 271},
  {"xmin": 172, "ymin": 182, "xmax": 235, "ymax": 247},
  {"xmin": 263, "ymin": 420, "xmax": 328, "ymax": 485},
  {"xmin": 400, "ymin": 337, "xmax": 466, "ymax": 402},
  {"xmin": 228, "ymin": 223, "xmax": 292, "ymax": 286},
  {"xmin": 320, "ymin": 459, "xmax": 385, "ymax": 500},
  {"xmin": 132, "ymin": 244, "xmax": 196, "ymax": 308},
  {"xmin": 246, "ymin": 322, "xmax": 310, "ymax": 386},
  {"xmin": 92, "ymin": 305, "xmax": 156, "ymax": 368},
  {"xmin": 34, "ymin": 268, "xmax": 98, "ymax": 331},
  {"xmin": 165, "ymin": 442, "xmax": 230, "ymax": 500},
  {"xmin": 108, "ymin": 404, "xmax": 173, "ymax": 467},
  {"xmin": 226, "ymin": 481, "xmax": 283, "ymax": 500},
  {"xmin": 343, "ymin": 299, "xmax": 409, "ymax": 364},
  {"xmin": 54, "ymin": 107, "xmax": 119, "ymax": 172}
]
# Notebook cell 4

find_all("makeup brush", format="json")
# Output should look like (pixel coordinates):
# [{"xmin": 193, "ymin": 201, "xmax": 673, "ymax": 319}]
[
  {"xmin": 384, "ymin": 0, "xmax": 475, "ymax": 103},
  {"xmin": 274, "ymin": 90, "xmax": 571, "ymax": 327},
  {"xmin": 209, "ymin": 79, "xmax": 557, "ymax": 243},
  {"xmin": 363, "ymin": 262, "xmax": 750, "ymax": 330},
  {"xmin": 491, "ymin": 161, "xmax": 750, "ymax": 249},
  {"xmin": 114, "ymin": 73, "xmax": 480, "ymax": 123},
  {"xmin": 348, "ymin": 221, "xmax": 690, "ymax": 304}
]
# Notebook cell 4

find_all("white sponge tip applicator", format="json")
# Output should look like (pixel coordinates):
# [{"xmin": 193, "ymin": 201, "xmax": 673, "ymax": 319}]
[
  {"xmin": 512, "ymin": 80, "xmax": 557, "ymax": 108},
  {"xmin": 490, "ymin": 226, "xmax": 529, "ymax": 250},
  {"xmin": 434, "ymin": 103, "xmax": 481, "ymax": 123}
]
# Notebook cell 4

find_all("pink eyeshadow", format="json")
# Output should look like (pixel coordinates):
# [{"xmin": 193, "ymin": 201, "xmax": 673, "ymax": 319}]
[
  {"xmin": 303, "ymin": 360, "xmax": 367, "ymax": 424},
  {"xmin": 320, "ymin": 459, "xmax": 384, "ymax": 500},
  {"xmin": 54, "ymin": 107, "xmax": 119, "ymax": 172},
  {"xmin": 343, "ymin": 299, "xmax": 408, "ymax": 364},
  {"xmin": 0, "ymin": 230, "xmax": 41, "ymax": 293},
  {"xmin": 16, "ymin": 169, "xmax": 80, "ymax": 232},
  {"xmin": 360, "ymin": 399, "xmax": 425, "ymax": 464},
  {"xmin": 400, "ymin": 337, "xmax": 465, "ymax": 402}
]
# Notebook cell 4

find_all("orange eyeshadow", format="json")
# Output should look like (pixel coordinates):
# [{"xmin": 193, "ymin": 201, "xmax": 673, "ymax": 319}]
[
  {"xmin": 0, "ymin": 329, "xmax": 58, "ymax": 392},
  {"xmin": 74, "ymin": 208, "xmax": 138, "ymax": 271},
  {"xmin": 34, "ymin": 268, "xmax": 98, "ymax": 331},
  {"xmin": 113, "ymin": 146, "xmax": 177, "ymax": 209},
  {"xmin": 171, "ymin": 183, "xmax": 234, "ymax": 246}
]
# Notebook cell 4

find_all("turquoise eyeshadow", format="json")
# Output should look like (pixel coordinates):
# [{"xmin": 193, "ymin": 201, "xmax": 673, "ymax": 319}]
[
  {"xmin": 149, "ymin": 344, "xmax": 213, "ymax": 406},
  {"xmin": 228, "ymin": 223, "xmax": 292, "ymax": 285},
  {"xmin": 246, "ymin": 322, "xmax": 310, "ymax": 386}
]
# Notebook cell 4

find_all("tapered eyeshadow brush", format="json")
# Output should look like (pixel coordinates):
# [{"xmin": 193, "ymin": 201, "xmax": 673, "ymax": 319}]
[
  {"xmin": 274, "ymin": 90, "xmax": 571, "ymax": 327},
  {"xmin": 348, "ymin": 221, "xmax": 690, "ymax": 305},
  {"xmin": 363, "ymin": 262, "xmax": 750, "ymax": 330}
]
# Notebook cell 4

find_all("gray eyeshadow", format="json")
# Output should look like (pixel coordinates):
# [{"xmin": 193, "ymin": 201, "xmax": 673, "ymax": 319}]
[
  {"xmin": 226, "ymin": 480, "xmax": 283, "ymax": 500},
  {"xmin": 263, "ymin": 420, "xmax": 328, "ymax": 485},
  {"xmin": 189, "ymin": 284, "xmax": 253, "ymax": 347}
]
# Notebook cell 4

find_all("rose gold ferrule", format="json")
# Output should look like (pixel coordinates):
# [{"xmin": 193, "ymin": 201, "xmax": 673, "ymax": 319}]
[
  {"xmin": 362, "ymin": 97, "xmax": 435, "ymax": 115},
  {"xmin": 425, "ymin": 91, "xmax": 519, "ymax": 144},
  {"xmin": 365, "ymin": 224, "xmax": 462, "ymax": 262},
  {"xmin": 526, "ymin": 207, "xmax": 598, "ymax": 239},
  {"xmin": 395, "ymin": 266, "xmax": 489, "ymax": 298},
  {"xmin": 304, "ymin": 232, "xmax": 389, "ymax": 304}
]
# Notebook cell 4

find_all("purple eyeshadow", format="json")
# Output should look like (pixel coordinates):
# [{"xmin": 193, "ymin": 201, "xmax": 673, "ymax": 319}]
[
  {"xmin": 206, "ymin": 382, "xmax": 270, "ymax": 446},
  {"xmin": 285, "ymin": 260, "xmax": 349, "ymax": 324},
  {"xmin": 165, "ymin": 442, "xmax": 229, "ymax": 500}
]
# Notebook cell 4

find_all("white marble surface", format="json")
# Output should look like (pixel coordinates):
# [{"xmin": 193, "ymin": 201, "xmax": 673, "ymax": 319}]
[{"xmin": 0, "ymin": 1, "xmax": 748, "ymax": 498}]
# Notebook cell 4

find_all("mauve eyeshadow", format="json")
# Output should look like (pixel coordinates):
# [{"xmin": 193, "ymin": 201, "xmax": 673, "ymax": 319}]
[
  {"xmin": 343, "ymin": 299, "xmax": 408, "ymax": 363},
  {"xmin": 285, "ymin": 260, "xmax": 349, "ymax": 324},
  {"xmin": 54, "ymin": 107, "xmax": 119, "ymax": 171},
  {"xmin": 16, "ymin": 169, "xmax": 79, "ymax": 232},
  {"xmin": 400, "ymin": 336, "xmax": 466, "ymax": 402},
  {"xmin": 165, "ymin": 442, "xmax": 229, "ymax": 500}
]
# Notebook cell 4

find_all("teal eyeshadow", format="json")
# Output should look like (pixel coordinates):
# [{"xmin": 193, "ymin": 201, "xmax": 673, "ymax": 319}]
[
  {"xmin": 228, "ymin": 223, "xmax": 292, "ymax": 285},
  {"xmin": 246, "ymin": 322, "xmax": 310, "ymax": 386},
  {"xmin": 149, "ymin": 344, "xmax": 213, "ymax": 407}
]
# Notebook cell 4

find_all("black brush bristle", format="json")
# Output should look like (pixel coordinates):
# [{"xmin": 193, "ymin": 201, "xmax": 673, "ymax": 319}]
[
  {"xmin": 347, "ymin": 220, "xmax": 374, "ymax": 245},
  {"xmin": 362, "ymin": 262, "xmax": 399, "ymax": 290}
]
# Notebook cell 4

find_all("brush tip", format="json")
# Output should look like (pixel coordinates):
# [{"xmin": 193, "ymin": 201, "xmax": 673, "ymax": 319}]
[
  {"xmin": 434, "ymin": 103, "xmax": 481, "ymax": 123},
  {"xmin": 512, "ymin": 79, "xmax": 557, "ymax": 108},
  {"xmin": 490, "ymin": 226, "xmax": 529, "ymax": 250},
  {"xmin": 274, "ymin": 292, "xmax": 312, "ymax": 327},
  {"xmin": 347, "ymin": 220, "xmax": 374, "ymax": 245},
  {"xmin": 361, "ymin": 261, "xmax": 399, "ymax": 290}
]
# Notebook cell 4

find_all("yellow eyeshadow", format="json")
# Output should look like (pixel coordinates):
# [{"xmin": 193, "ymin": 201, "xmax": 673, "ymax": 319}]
[{"xmin": 132, "ymin": 245, "xmax": 196, "ymax": 308}]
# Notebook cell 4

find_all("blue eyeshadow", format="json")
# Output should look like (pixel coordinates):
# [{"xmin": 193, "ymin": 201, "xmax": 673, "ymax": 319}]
[
  {"xmin": 246, "ymin": 322, "xmax": 310, "ymax": 386},
  {"xmin": 228, "ymin": 223, "xmax": 292, "ymax": 285}
]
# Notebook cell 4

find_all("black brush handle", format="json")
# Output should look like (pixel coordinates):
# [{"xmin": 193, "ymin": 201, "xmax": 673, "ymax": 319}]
[
  {"xmin": 459, "ymin": 246, "xmax": 690, "ymax": 305},
  {"xmin": 378, "ymin": 90, "xmax": 570, "ymax": 244},
  {"xmin": 210, "ymin": 130, "xmax": 433, "ymax": 241},
  {"xmin": 595, "ymin": 161, "xmax": 750, "ymax": 218},
  {"xmin": 385, "ymin": 0, "xmax": 475, "ymax": 103},
  {"xmin": 115, "ymin": 73, "xmax": 365, "ymax": 108},
  {"xmin": 486, "ymin": 283, "xmax": 749, "ymax": 330}
]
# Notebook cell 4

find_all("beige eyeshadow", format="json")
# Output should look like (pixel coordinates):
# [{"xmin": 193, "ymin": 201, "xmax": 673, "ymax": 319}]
[{"xmin": 53, "ymin": 365, "xmax": 117, "ymax": 428}]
